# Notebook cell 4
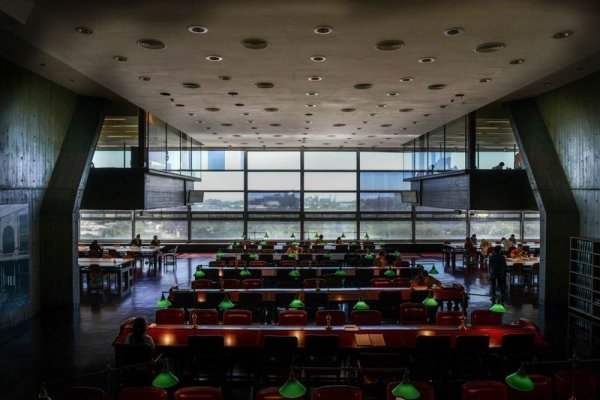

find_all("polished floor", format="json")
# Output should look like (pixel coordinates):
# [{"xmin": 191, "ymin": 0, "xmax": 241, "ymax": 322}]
[{"xmin": 0, "ymin": 254, "xmax": 595, "ymax": 399}]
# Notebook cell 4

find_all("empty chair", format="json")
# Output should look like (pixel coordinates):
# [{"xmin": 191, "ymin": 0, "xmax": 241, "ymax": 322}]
[
  {"xmin": 190, "ymin": 309, "xmax": 219, "ymax": 325},
  {"xmin": 174, "ymin": 387, "xmax": 223, "ymax": 400},
  {"xmin": 163, "ymin": 245, "xmax": 178, "ymax": 269},
  {"xmin": 436, "ymin": 311, "xmax": 464, "ymax": 325},
  {"xmin": 508, "ymin": 374, "xmax": 552, "ymax": 400},
  {"xmin": 312, "ymin": 385, "xmax": 362, "ymax": 400},
  {"xmin": 61, "ymin": 387, "xmax": 105, "ymax": 400},
  {"xmin": 304, "ymin": 335, "xmax": 342, "ymax": 381},
  {"xmin": 155, "ymin": 308, "xmax": 185, "ymax": 324},
  {"xmin": 188, "ymin": 335, "xmax": 228, "ymax": 384},
  {"xmin": 323, "ymin": 274, "xmax": 344, "ymax": 288},
  {"xmin": 303, "ymin": 278, "xmax": 326, "ymax": 288},
  {"xmin": 378, "ymin": 290, "xmax": 405, "ymax": 321},
  {"xmin": 304, "ymin": 291, "xmax": 329, "ymax": 312},
  {"xmin": 223, "ymin": 309, "xmax": 252, "ymax": 325},
  {"xmin": 209, "ymin": 260, "xmax": 225, "ymax": 268},
  {"xmin": 351, "ymin": 310, "xmax": 382, "ymax": 325},
  {"xmin": 192, "ymin": 279, "xmax": 215, "ymax": 289},
  {"xmin": 300, "ymin": 259, "xmax": 315, "ymax": 267},
  {"xmin": 413, "ymin": 335, "xmax": 452, "ymax": 382},
  {"xmin": 555, "ymin": 369, "xmax": 597, "ymax": 400},
  {"xmin": 221, "ymin": 278, "xmax": 241, "ymax": 289},
  {"xmin": 392, "ymin": 277, "xmax": 412, "ymax": 287},
  {"xmin": 501, "ymin": 334, "xmax": 536, "ymax": 369},
  {"xmin": 358, "ymin": 352, "xmax": 404, "ymax": 386},
  {"xmin": 471, "ymin": 310, "xmax": 502, "ymax": 326},
  {"xmin": 509, "ymin": 263, "xmax": 526, "ymax": 285},
  {"xmin": 386, "ymin": 381, "xmax": 435, "ymax": 400},
  {"xmin": 316, "ymin": 310, "xmax": 346, "ymax": 326},
  {"xmin": 278, "ymin": 310, "xmax": 308, "ymax": 325},
  {"xmin": 461, "ymin": 381, "xmax": 508, "ymax": 400},
  {"xmin": 242, "ymin": 278, "xmax": 263, "ymax": 289},
  {"xmin": 256, "ymin": 387, "xmax": 304, "ymax": 400},
  {"xmin": 399, "ymin": 303, "xmax": 428, "ymax": 324},
  {"xmin": 229, "ymin": 260, "xmax": 246, "ymax": 268},
  {"xmin": 261, "ymin": 335, "xmax": 299, "ymax": 381},
  {"xmin": 454, "ymin": 335, "xmax": 491, "ymax": 380},
  {"xmin": 370, "ymin": 278, "xmax": 392, "ymax": 287},
  {"xmin": 279, "ymin": 260, "xmax": 297, "ymax": 268},
  {"xmin": 118, "ymin": 387, "xmax": 167, "ymax": 400}
]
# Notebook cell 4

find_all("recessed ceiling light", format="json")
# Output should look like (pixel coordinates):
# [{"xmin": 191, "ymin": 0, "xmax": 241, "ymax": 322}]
[
  {"xmin": 227, "ymin": 91, "xmax": 239, "ymax": 96},
  {"xmin": 75, "ymin": 26, "xmax": 93, "ymax": 35},
  {"xmin": 195, "ymin": 120, "xmax": 204, "ymax": 124},
  {"xmin": 235, "ymin": 103, "xmax": 244, "ymax": 107},
  {"xmin": 255, "ymin": 82, "xmax": 274, "ymax": 89},
  {"xmin": 510, "ymin": 58, "xmax": 526, "ymax": 65},
  {"xmin": 251, "ymin": 127, "xmax": 258, "ymax": 129},
  {"xmin": 412, "ymin": 121, "xmax": 418, "ymax": 124},
  {"xmin": 39, "ymin": 63, "xmax": 46, "ymax": 67},
  {"xmin": 305, "ymin": 120, "xmax": 312, "ymax": 124},
  {"xmin": 206, "ymin": 55, "xmax": 223, "ymax": 61},
  {"xmin": 112, "ymin": 55, "xmax": 128, "ymax": 62},
  {"xmin": 305, "ymin": 104, "xmax": 317, "ymax": 108},
  {"xmin": 354, "ymin": 83, "xmax": 373, "ymax": 90},
  {"xmin": 233, "ymin": 134, "xmax": 241, "ymax": 137},
  {"xmin": 479, "ymin": 78, "xmax": 492, "ymax": 83},
  {"xmin": 241, "ymin": 38, "xmax": 269, "ymax": 49},
  {"xmin": 333, "ymin": 123, "xmax": 346, "ymax": 127},
  {"xmin": 381, "ymin": 124, "xmax": 392, "ymax": 127},
  {"xmin": 341, "ymin": 108, "xmax": 356, "ymax": 112},
  {"xmin": 247, "ymin": 120, "xmax": 255, "ymax": 123},
  {"xmin": 187, "ymin": 25, "xmax": 208, "ymax": 34},
  {"xmin": 418, "ymin": 57, "xmax": 436, "ymax": 63},
  {"xmin": 306, "ymin": 92, "xmax": 318, "ymax": 96},
  {"xmin": 305, "ymin": 113, "xmax": 313, "ymax": 116},
  {"xmin": 222, "ymin": 123, "xmax": 232, "ymax": 126},
  {"xmin": 187, "ymin": 113, "xmax": 196, "ymax": 116},
  {"xmin": 386, "ymin": 92, "xmax": 399, "ymax": 96},
  {"xmin": 242, "ymin": 112, "xmax": 251, "ymax": 116},
  {"xmin": 314, "ymin": 26, "xmax": 333, "ymax": 34},
  {"xmin": 206, "ymin": 107, "xmax": 220, "ymax": 111},
  {"xmin": 377, "ymin": 104, "xmax": 387, "ymax": 108},
  {"xmin": 369, "ymin": 113, "xmax": 377, "ymax": 117},
  {"xmin": 439, "ymin": 105, "xmax": 448, "ymax": 108},
  {"xmin": 159, "ymin": 92, "xmax": 171, "ymax": 96},
  {"xmin": 138, "ymin": 76, "xmax": 152, "ymax": 81},
  {"xmin": 137, "ymin": 38, "xmax": 166, "ymax": 50},
  {"xmin": 423, "ymin": 114, "xmax": 431, "ymax": 117},
  {"xmin": 271, "ymin": 124, "xmax": 281, "ymax": 127},
  {"xmin": 399, "ymin": 108, "xmax": 414, "ymax": 112},
  {"xmin": 399, "ymin": 77, "xmax": 414, "ymax": 83},
  {"xmin": 175, "ymin": 104, "xmax": 185, "ymax": 107},
  {"xmin": 218, "ymin": 75, "xmax": 231, "ymax": 81},
  {"xmin": 308, "ymin": 76, "xmax": 322, "ymax": 81},
  {"xmin": 444, "ymin": 27, "xmax": 464, "ymax": 36},
  {"xmin": 428, "ymin": 84, "xmax": 447, "ymax": 90},
  {"xmin": 552, "ymin": 30, "xmax": 574, "ymax": 39},
  {"xmin": 264, "ymin": 107, "xmax": 279, "ymax": 112},
  {"xmin": 475, "ymin": 42, "xmax": 506, "ymax": 53},
  {"xmin": 181, "ymin": 82, "xmax": 200, "ymax": 89},
  {"xmin": 310, "ymin": 56, "xmax": 327, "ymax": 63},
  {"xmin": 376, "ymin": 40, "xmax": 404, "ymax": 51}
]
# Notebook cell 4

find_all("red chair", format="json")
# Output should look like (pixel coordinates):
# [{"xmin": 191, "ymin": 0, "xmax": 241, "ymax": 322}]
[
  {"xmin": 316, "ymin": 310, "xmax": 346, "ymax": 326},
  {"xmin": 461, "ymin": 381, "xmax": 508, "ymax": 400},
  {"xmin": 174, "ymin": 387, "xmax": 223, "ymax": 400},
  {"xmin": 242, "ymin": 278, "xmax": 263, "ymax": 289},
  {"xmin": 223, "ymin": 309, "xmax": 252, "ymax": 325},
  {"xmin": 399, "ymin": 303, "xmax": 428, "ymax": 324},
  {"xmin": 155, "ymin": 308, "xmax": 185, "ymax": 324},
  {"xmin": 61, "ymin": 387, "xmax": 105, "ymax": 400},
  {"xmin": 303, "ymin": 278, "xmax": 327, "ymax": 288},
  {"xmin": 555, "ymin": 370, "xmax": 597, "ymax": 400},
  {"xmin": 277, "ymin": 310, "xmax": 308, "ymax": 326},
  {"xmin": 436, "ymin": 311, "xmax": 464, "ymax": 326},
  {"xmin": 192, "ymin": 279, "xmax": 215, "ymax": 289},
  {"xmin": 312, "ymin": 385, "xmax": 362, "ymax": 400},
  {"xmin": 229, "ymin": 260, "xmax": 246, "ymax": 268},
  {"xmin": 256, "ymin": 387, "xmax": 304, "ymax": 400},
  {"xmin": 509, "ymin": 374, "xmax": 552, "ymax": 400},
  {"xmin": 392, "ymin": 277, "xmax": 412, "ymax": 287},
  {"xmin": 118, "ymin": 387, "xmax": 168, "ymax": 400},
  {"xmin": 221, "ymin": 278, "xmax": 241, "ymax": 289},
  {"xmin": 471, "ymin": 310, "xmax": 502, "ymax": 326},
  {"xmin": 370, "ymin": 278, "xmax": 392, "ymax": 287},
  {"xmin": 351, "ymin": 310, "xmax": 382, "ymax": 325},
  {"xmin": 386, "ymin": 381, "xmax": 435, "ymax": 400},
  {"xmin": 208, "ymin": 260, "xmax": 225, "ymax": 268},
  {"xmin": 249, "ymin": 260, "xmax": 268, "ymax": 268},
  {"xmin": 190, "ymin": 309, "xmax": 219, "ymax": 325},
  {"xmin": 279, "ymin": 260, "xmax": 297, "ymax": 268},
  {"xmin": 394, "ymin": 260, "xmax": 411, "ymax": 267}
]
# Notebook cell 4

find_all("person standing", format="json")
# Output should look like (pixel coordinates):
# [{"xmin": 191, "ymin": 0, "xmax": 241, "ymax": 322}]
[
  {"xmin": 89, "ymin": 240, "xmax": 103, "ymax": 256},
  {"xmin": 150, "ymin": 235, "xmax": 161, "ymax": 246},
  {"xmin": 130, "ymin": 234, "xmax": 142, "ymax": 247},
  {"xmin": 489, "ymin": 245, "xmax": 507, "ymax": 303}
]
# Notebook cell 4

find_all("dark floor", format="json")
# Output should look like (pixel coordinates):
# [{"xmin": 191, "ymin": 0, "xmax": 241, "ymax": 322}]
[{"xmin": 0, "ymin": 255, "xmax": 596, "ymax": 400}]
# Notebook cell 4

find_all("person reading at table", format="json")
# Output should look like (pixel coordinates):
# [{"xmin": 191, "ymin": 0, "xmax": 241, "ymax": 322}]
[
  {"xmin": 373, "ymin": 251, "xmax": 388, "ymax": 267},
  {"xmin": 489, "ymin": 245, "xmax": 507, "ymax": 302},
  {"xmin": 128, "ymin": 317, "xmax": 155, "ymax": 350},
  {"xmin": 508, "ymin": 234, "xmax": 517, "ymax": 244},
  {"xmin": 89, "ymin": 240, "xmax": 103, "ymax": 256},
  {"xmin": 286, "ymin": 243, "xmax": 302, "ymax": 254},
  {"xmin": 130, "ymin": 234, "xmax": 142, "ymax": 247},
  {"xmin": 314, "ymin": 234, "xmax": 324, "ymax": 245},
  {"xmin": 501, "ymin": 237, "xmax": 513, "ymax": 253},
  {"xmin": 335, "ymin": 236, "xmax": 344, "ymax": 245},
  {"xmin": 150, "ymin": 235, "xmax": 160, "ymax": 246},
  {"xmin": 510, "ymin": 243, "xmax": 525, "ymax": 258},
  {"xmin": 411, "ymin": 270, "xmax": 441, "ymax": 288}
]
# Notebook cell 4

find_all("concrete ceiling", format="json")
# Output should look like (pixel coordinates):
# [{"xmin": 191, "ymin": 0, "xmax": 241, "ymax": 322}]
[{"xmin": 2, "ymin": 0, "xmax": 600, "ymax": 148}]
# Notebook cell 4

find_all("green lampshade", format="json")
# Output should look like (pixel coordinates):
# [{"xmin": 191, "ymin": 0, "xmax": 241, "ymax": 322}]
[
  {"xmin": 505, "ymin": 369, "xmax": 535, "ymax": 391},
  {"xmin": 240, "ymin": 268, "xmax": 251, "ymax": 277},
  {"xmin": 152, "ymin": 360, "xmax": 179, "ymax": 388},
  {"xmin": 378, "ymin": 241, "xmax": 386, "ymax": 247},
  {"xmin": 289, "ymin": 294, "xmax": 305, "ymax": 309},
  {"xmin": 391, "ymin": 381, "xmax": 421, "ymax": 400},
  {"xmin": 429, "ymin": 266, "xmax": 439, "ymax": 275},
  {"xmin": 259, "ymin": 241, "xmax": 266, "ymax": 246},
  {"xmin": 384, "ymin": 268, "xmax": 396, "ymax": 278},
  {"xmin": 194, "ymin": 268, "xmax": 205, "ymax": 278},
  {"xmin": 218, "ymin": 294, "xmax": 235, "ymax": 310},
  {"xmin": 341, "ymin": 233, "xmax": 346, "ymax": 238},
  {"xmin": 422, "ymin": 295, "xmax": 439, "ymax": 307},
  {"xmin": 324, "ymin": 252, "xmax": 331, "ymax": 259},
  {"xmin": 250, "ymin": 253, "xmax": 258, "ymax": 260},
  {"xmin": 364, "ymin": 254, "xmax": 374, "ymax": 261},
  {"xmin": 279, "ymin": 377, "xmax": 307, "ymax": 399},
  {"xmin": 335, "ymin": 267, "xmax": 347, "ymax": 276},
  {"xmin": 490, "ymin": 302, "xmax": 506, "ymax": 313},
  {"xmin": 288, "ymin": 253, "xmax": 297, "ymax": 259},
  {"xmin": 156, "ymin": 293, "xmax": 171, "ymax": 308},
  {"xmin": 353, "ymin": 299, "xmax": 370, "ymax": 310},
  {"xmin": 215, "ymin": 250, "xmax": 223, "ymax": 259},
  {"xmin": 289, "ymin": 268, "xmax": 301, "ymax": 278},
  {"xmin": 394, "ymin": 250, "xmax": 401, "ymax": 258}
]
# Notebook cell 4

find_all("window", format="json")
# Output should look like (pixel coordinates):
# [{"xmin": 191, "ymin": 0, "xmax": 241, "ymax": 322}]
[
  {"xmin": 360, "ymin": 193, "xmax": 412, "ymax": 212},
  {"xmin": 305, "ymin": 152, "xmax": 356, "ymax": 170},
  {"xmin": 134, "ymin": 211, "xmax": 188, "ymax": 240},
  {"xmin": 247, "ymin": 221, "xmax": 300, "ymax": 240},
  {"xmin": 415, "ymin": 220, "xmax": 466, "ymax": 240},
  {"xmin": 360, "ymin": 152, "xmax": 404, "ymax": 170},
  {"xmin": 469, "ymin": 220, "xmax": 520, "ymax": 240},
  {"xmin": 247, "ymin": 151, "xmax": 300, "ymax": 170},
  {"xmin": 190, "ymin": 192, "xmax": 244, "ymax": 211},
  {"xmin": 248, "ymin": 172, "xmax": 300, "ymax": 190},
  {"xmin": 360, "ymin": 172, "xmax": 411, "ymax": 190},
  {"xmin": 248, "ymin": 192, "xmax": 301, "ymax": 211},
  {"xmin": 79, "ymin": 212, "xmax": 132, "ymax": 240},
  {"xmin": 191, "ymin": 220, "xmax": 244, "ymax": 240},
  {"xmin": 194, "ymin": 172, "xmax": 244, "ymax": 190},
  {"xmin": 304, "ymin": 221, "xmax": 357, "ymax": 240},
  {"xmin": 197, "ymin": 150, "xmax": 244, "ymax": 170},
  {"xmin": 304, "ymin": 193, "xmax": 356, "ymax": 211},
  {"xmin": 360, "ymin": 220, "xmax": 412, "ymax": 240},
  {"xmin": 304, "ymin": 172, "xmax": 356, "ymax": 190}
]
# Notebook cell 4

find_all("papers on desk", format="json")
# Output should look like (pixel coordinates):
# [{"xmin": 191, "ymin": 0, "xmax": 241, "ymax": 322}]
[
  {"xmin": 355, "ymin": 333, "xmax": 386, "ymax": 347},
  {"xmin": 344, "ymin": 325, "xmax": 359, "ymax": 331}
]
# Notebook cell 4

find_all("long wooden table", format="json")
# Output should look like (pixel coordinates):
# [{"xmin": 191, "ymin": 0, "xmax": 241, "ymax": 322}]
[
  {"xmin": 78, "ymin": 258, "xmax": 133, "ymax": 296},
  {"xmin": 203, "ymin": 265, "xmax": 422, "ymax": 279},
  {"xmin": 78, "ymin": 245, "xmax": 164, "ymax": 270},
  {"xmin": 443, "ymin": 242, "xmax": 540, "ymax": 272}
]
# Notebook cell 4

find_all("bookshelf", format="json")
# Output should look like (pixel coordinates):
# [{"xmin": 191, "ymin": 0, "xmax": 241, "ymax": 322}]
[{"xmin": 569, "ymin": 237, "xmax": 600, "ymax": 320}]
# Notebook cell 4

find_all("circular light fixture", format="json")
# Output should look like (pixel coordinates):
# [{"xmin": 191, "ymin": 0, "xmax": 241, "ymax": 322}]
[
  {"xmin": 444, "ymin": 27, "xmax": 464, "ymax": 36},
  {"xmin": 138, "ymin": 76, "xmax": 152, "ymax": 81},
  {"xmin": 341, "ymin": 108, "xmax": 356, "ymax": 112},
  {"xmin": 206, "ymin": 55, "xmax": 223, "ymax": 61},
  {"xmin": 218, "ymin": 75, "xmax": 231, "ymax": 81},
  {"xmin": 376, "ymin": 40, "xmax": 404, "ymax": 51},
  {"xmin": 241, "ymin": 38, "xmax": 269, "ymax": 49},
  {"xmin": 306, "ymin": 92, "xmax": 318, "ymax": 96},
  {"xmin": 221, "ymin": 123, "xmax": 232, "ymax": 126},
  {"xmin": 271, "ymin": 123, "xmax": 281, "ymax": 127},
  {"xmin": 423, "ymin": 113, "xmax": 431, "ymax": 117},
  {"xmin": 112, "ymin": 55, "xmax": 128, "ymax": 62},
  {"xmin": 399, "ymin": 108, "xmax": 414, "ymax": 112},
  {"xmin": 369, "ymin": 113, "xmax": 377, "ymax": 117},
  {"xmin": 264, "ymin": 107, "xmax": 279, "ymax": 112},
  {"xmin": 381, "ymin": 124, "xmax": 392, "ymax": 127},
  {"xmin": 333, "ymin": 123, "xmax": 346, "ymax": 127},
  {"xmin": 160, "ymin": 92, "xmax": 171, "ymax": 96},
  {"xmin": 475, "ymin": 42, "xmax": 506, "ymax": 53},
  {"xmin": 400, "ymin": 77, "xmax": 414, "ymax": 82},
  {"xmin": 205, "ymin": 107, "xmax": 220, "ymax": 112},
  {"xmin": 552, "ymin": 30, "xmax": 574, "ymax": 39},
  {"xmin": 510, "ymin": 58, "xmax": 526, "ymax": 65},
  {"xmin": 354, "ymin": 83, "xmax": 373, "ymax": 89},
  {"xmin": 479, "ymin": 78, "xmax": 492, "ymax": 83},
  {"xmin": 308, "ymin": 76, "xmax": 322, "ymax": 81},
  {"xmin": 255, "ymin": 82, "xmax": 274, "ymax": 89},
  {"xmin": 187, "ymin": 25, "xmax": 208, "ymax": 34},
  {"xmin": 227, "ymin": 91, "xmax": 239, "ymax": 96},
  {"xmin": 137, "ymin": 38, "xmax": 166, "ymax": 50},
  {"xmin": 75, "ymin": 26, "xmax": 93, "ymax": 35},
  {"xmin": 305, "ymin": 104, "xmax": 316, "ymax": 107},
  {"xmin": 377, "ymin": 104, "xmax": 387, "ymax": 108},
  {"xmin": 310, "ymin": 55, "xmax": 327, "ymax": 62},
  {"xmin": 187, "ymin": 113, "xmax": 196, "ymax": 116},
  {"xmin": 386, "ymin": 92, "xmax": 399, "ymax": 96},
  {"xmin": 418, "ymin": 57, "xmax": 436, "ymax": 63},
  {"xmin": 181, "ymin": 82, "xmax": 200, "ymax": 89},
  {"xmin": 439, "ymin": 105, "xmax": 448, "ymax": 108},
  {"xmin": 428, "ymin": 84, "xmax": 447, "ymax": 90},
  {"xmin": 175, "ymin": 104, "xmax": 185, "ymax": 107},
  {"xmin": 304, "ymin": 113, "xmax": 313, "ymax": 116},
  {"xmin": 314, "ymin": 26, "xmax": 333, "ymax": 34},
  {"xmin": 195, "ymin": 120, "xmax": 204, "ymax": 124}
]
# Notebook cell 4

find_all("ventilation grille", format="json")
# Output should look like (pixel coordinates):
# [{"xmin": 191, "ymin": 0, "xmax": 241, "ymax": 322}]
[
  {"xmin": 241, "ymin": 38, "xmax": 269, "ymax": 49},
  {"xmin": 137, "ymin": 38, "xmax": 166, "ymax": 49},
  {"xmin": 376, "ymin": 40, "xmax": 404, "ymax": 51},
  {"xmin": 474, "ymin": 42, "xmax": 505, "ymax": 53}
]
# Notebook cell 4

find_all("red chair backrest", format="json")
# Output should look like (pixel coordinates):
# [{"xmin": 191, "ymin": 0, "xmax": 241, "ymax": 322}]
[
  {"xmin": 370, "ymin": 278, "xmax": 392, "ymax": 287},
  {"xmin": 386, "ymin": 381, "xmax": 435, "ymax": 400},
  {"xmin": 303, "ymin": 278, "xmax": 327, "ymax": 288},
  {"xmin": 209, "ymin": 260, "xmax": 225, "ymax": 268},
  {"xmin": 278, "ymin": 310, "xmax": 308, "ymax": 326},
  {"xmin": 462, "ymin": 381, "xmax": 508, "ymax": 400},
  {"xmin": 399, "ymin": 303, "xmax": 428, "ymax": 324},
  {"xmin": 316, "ymin": 310, "xmax": 346, "ymax": 326},
  {"xmin": 392, "ymin": 278, "xmax": 412, "ymax": 287},
  {"xmin": 471, "ymin": 310, "xmax": 502, "ymax": 326},
  {"xmin": 190, "ymin": 309, "xmax": 219, "ymax": 325},
  {"xmin": 351, "ymin": 310, "xmax": 382, "ymax": 325},
  {"xmin": 174, "ymin": 387, "xmax": 223, "ymax": 400},
  {"xmin": 155, "ymin": 309, "xmax": 185, "ymax": 324},
  {"xmin": 221, "ymin": 279, "xmax": 241, "ymax": 288},
  {"xmin": 229, "ymin": 260, "xmax": 246, "ymax": 268},
  {"xmin": 555, "ymin": 370, "xmax": 597, "ymax": 400},
  {"xmin": 191, "ymin": 279, "xmax": 215, "ymax": 289},
  {"xmin": 509, "ymin": 374, "xmax": 552, "ymax": 400},
  {"xmin": 223, "ymin": 309, "xmax": 252, "ymax": 325},
  {"xmin": 242, "ymin": 279, "xmax": 263, "ymax": 289},
  {"xmin": 394, "ymin": 260, "xmax": 411, "ymax": 267},
  {"xmin": 62, "ymin": 387, "xmax": 105, "ymax": 400},
  {"xmin": 118, "ymin": 387, "xmax": 168, "ymax": 400},
  {"xmin": 256, "ymin": 387, "xmax": 303, "ymax": 400},
  {"xmin": 249, "ymin": 260, "xmax": 267, "ymax": 268},
  {"xmin": 436, "ymin": 311, "xmax": 463, "ymax": 326},
  {"xmin": 279, "ymin": 260, "xmax": 297, "ymax": 267},
  {"xmin": 312, "ymin": 385, "xmax": 362, "ymax": 400}
]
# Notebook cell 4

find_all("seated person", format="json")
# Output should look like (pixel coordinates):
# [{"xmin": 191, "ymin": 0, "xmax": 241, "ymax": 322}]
[
  {"xmin": 508, "ymin": 234, "xmax": 517, "ymax": 244},
  {"xmin": 411, "ymin": 270, "xmax": 441, "ymax": 288},
  {"xmin": 480, "ymin": 238, "xmax": 492, "ymax": 257},
  {"xmin": 286, "ymin": 243, "xmax": 302, "ymax": 254},
  {"xmin": 130, "ymin": 234, "xmax": 142, "ymax": 247},
  {"xmin": 334, "ymin": 236, "xmax": 344, "ymax": 245},
  {"xmin": 150, "ymin": 235, "xmax": 161, "ymax": 246},
  {"xmin": 501, "ymin": 237, "xmax": 513, "ymax": 253},
  {"xmin": 510, "ymin": 243, "xmax": 525, "ymax": 258},
  {"xmin": 314, "ymin": 234, "xmax": 324, "ymax": 246},
  {"xmin": 127, "ymin": 317, "xmax": 155, "ymax": 350},
  {"xmin": 492, "ymin": 161, "xmax": 505, "ymax": 170},
  {"xmin": 89, "ymin": 240, "xmax": 103, "ymax": 256},
  {"xmin": 373, "ymin": 251, "xmax": 388, "ymax": 267}
]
